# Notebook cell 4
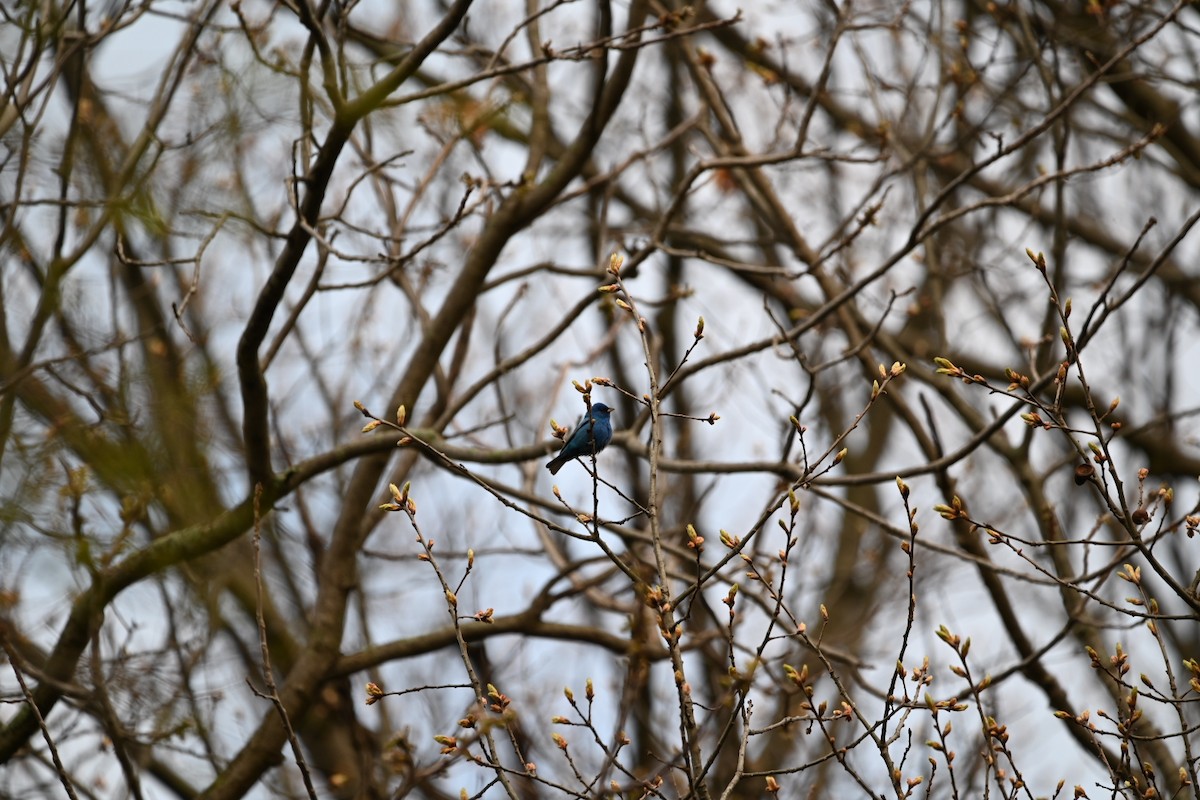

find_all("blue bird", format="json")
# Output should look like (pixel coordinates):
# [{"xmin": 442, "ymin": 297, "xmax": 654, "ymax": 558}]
[{"xmin": 545, "ymin": 403, "xmax": 614, "ymax": 475}]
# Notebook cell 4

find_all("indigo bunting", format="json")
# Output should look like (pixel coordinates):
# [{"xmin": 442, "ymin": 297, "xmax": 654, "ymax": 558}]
[{"xmin": 545, "ymin": 403, "xmax": 614, "ymax": 475}]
